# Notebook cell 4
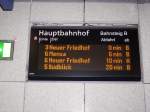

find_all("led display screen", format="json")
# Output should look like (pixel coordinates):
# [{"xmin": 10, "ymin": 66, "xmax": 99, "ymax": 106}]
[
  {"xmin": 28, "ymin": 25, "xmax": 141, "ymax": 81},
  {"xmin": 0, "ymin": 40, "xmax": 14, "ymax": 60}
]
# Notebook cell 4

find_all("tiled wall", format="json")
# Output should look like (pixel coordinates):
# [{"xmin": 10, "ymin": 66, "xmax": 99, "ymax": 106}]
[{"xmin": 0, "ymin": 1, "xmax": 150, "ymax": 112}]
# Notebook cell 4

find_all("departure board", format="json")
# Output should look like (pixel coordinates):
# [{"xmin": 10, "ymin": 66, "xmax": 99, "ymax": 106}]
[{"xmin": 28, "ymin": 25, "xmax": 141, "ymax": 81}]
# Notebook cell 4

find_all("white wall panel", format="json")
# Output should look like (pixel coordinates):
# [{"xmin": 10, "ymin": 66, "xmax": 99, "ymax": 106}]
[
  {"xmin": 24, "ymin": 82, "xmax": 84, "ymax": 112},
  {"xmin": 139, "ymin": 3, "xmax": 150, "ymax": 83},
  {"xmin": 145, "ymin": 84, "xmax": 150, "ymax": 112},
  {"xmin": 0, "ymin": 2, "xmax": 30, "ymax": 81},
  {"xmin": 0, "ymin": 82, "xmax": 24, "ymax": 112},
  {"xmin": 85, "ymin": 1, "xmax": 138, "ymax": 24},
  {"xmin": 31, "ymin": 0, "xmax": 84, "ymax": 23},
  {"xmin": 85, "ymin": 83, "xmax": 145, "ymax": 112}
]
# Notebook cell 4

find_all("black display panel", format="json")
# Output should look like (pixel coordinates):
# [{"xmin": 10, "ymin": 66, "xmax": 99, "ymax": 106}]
[{"xmin": 28, "ymin": 25, "xmax": 141, "ymax": 81}]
